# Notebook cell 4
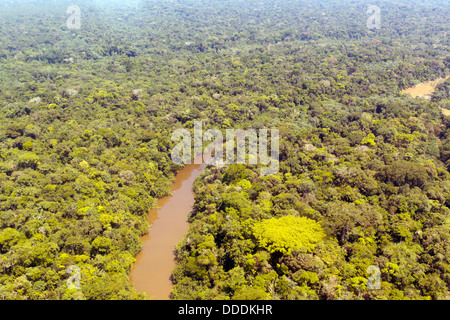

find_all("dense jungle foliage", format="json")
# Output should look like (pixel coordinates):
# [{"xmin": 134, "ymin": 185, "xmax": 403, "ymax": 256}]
[{"xmin": 0, "ymin": 0, "xmax": 449, "ymax": 300}]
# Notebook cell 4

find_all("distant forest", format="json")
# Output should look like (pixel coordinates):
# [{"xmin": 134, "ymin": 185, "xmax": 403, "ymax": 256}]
[{"xmin": 0, "ymin": 0, "xmax": 449, "ymax": 300}]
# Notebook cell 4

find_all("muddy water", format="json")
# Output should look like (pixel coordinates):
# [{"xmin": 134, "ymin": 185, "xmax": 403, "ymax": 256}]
[
  {"xmin": 129, "ymin": 158, "xmax": 207, "ymax": 300},
  {"xmin": 401, "ymin": 77, "xmax": 449, "ymax": 115}
]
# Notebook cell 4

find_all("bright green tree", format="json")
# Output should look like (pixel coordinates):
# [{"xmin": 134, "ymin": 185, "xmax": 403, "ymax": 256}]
[{"xmin": 252, "ymin": 215, "xmax": 326, "ymax": 254}]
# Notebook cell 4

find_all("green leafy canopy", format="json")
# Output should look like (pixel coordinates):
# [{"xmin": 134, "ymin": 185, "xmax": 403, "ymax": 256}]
[{"xmin": 252, "ymin": 215, "xmax": 326, "ymax": 255}]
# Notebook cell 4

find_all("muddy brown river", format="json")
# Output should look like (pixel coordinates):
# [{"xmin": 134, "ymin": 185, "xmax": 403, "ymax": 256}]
[
  {"xmin": 129, "ymin": 158, "xmax": 207, "ymax": 300},
  {"xmin": 401, "ymin": 77, "xmax": 449, "ymax": 116}
]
